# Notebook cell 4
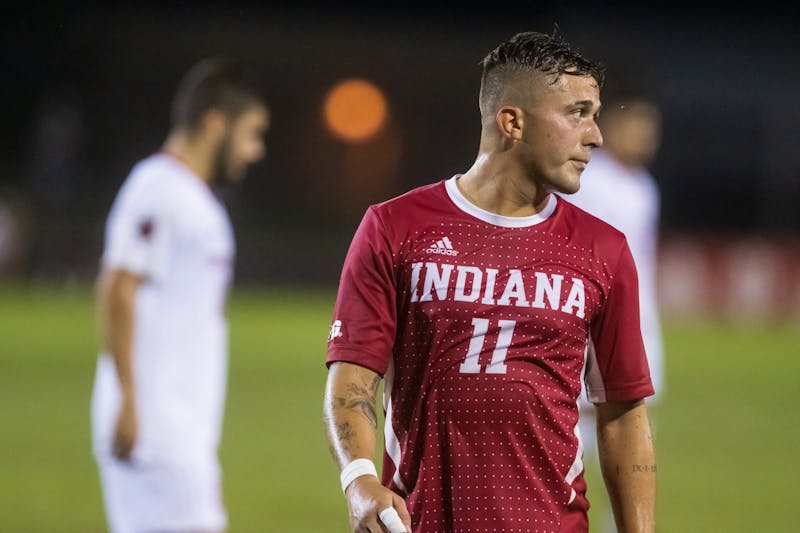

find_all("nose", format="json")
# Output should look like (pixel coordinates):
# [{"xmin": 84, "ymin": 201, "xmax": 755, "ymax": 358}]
[{"xmin": 585, "ymin": 119, "xmax": 603, "ymax": 148}]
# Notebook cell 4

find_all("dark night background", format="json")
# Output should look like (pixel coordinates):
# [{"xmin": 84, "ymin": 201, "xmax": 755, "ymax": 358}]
[{"xmin": 2, "ymin": 1, "xmax": 798, "ymax": 284}]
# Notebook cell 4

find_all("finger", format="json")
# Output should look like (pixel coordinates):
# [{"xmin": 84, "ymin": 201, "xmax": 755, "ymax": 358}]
[
  {"xmin": 391, "ymin": 494, "xmax": 412, "ymax": 531},
  {"xmin": 360, "ymin": 517, "xmax": 384, "ymax": 533},
  {"xmin": 379, "ymin": 508, "xmax": 408, "ymax": 533}
]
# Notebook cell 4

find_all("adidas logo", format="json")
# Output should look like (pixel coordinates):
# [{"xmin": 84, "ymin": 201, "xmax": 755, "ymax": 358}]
[{"xmin": 425, "ymin": 236, "xmax": 459, "ymax": 256}]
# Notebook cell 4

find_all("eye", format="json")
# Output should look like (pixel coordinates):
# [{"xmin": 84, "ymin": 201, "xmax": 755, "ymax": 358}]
[{"xmin": 570, "ymin": 106, "xmax": 594, "ymax": 119}]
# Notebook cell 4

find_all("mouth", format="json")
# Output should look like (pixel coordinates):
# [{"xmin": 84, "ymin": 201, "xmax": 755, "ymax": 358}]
[{"xmin": 572, "ymin": 159, "xmax": 589, "ymax": 171}]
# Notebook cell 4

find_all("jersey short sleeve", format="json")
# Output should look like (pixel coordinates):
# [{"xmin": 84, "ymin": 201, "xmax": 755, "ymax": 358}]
[
  {"xmin": 326, "ymin": 206, "xmax": 397, "ymax": 376},
  {"xmin": 585, "ymin": 240, "xmax": 654, "ymax": 403},
  {"xmin": 101, "ymin": 174, "xmax": 173, "ymax": 281}
]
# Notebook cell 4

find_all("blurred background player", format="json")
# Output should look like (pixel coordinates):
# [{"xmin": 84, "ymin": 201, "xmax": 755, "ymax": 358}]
[
  {"xmin": 565, "ymin": 94, "xmax": 665, "ymax": 463},
  {"xmin": 91, "ymin": 58, "xmax": 268, "ymax": 533}
]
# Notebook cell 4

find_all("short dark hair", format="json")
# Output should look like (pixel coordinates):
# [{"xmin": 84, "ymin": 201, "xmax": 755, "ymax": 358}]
[
  {"xmin": 479, "ymin": 31, "xmax": 605, "ymax": 115},
  {"xmin": 170, "ymin": 57, "xmax": 263, "ymax": 131}
]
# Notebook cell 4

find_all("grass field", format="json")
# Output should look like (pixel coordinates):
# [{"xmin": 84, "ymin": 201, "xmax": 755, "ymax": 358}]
[{"xmin": 1, "ymin": 283, "xmax": 798, "ymax": 532}]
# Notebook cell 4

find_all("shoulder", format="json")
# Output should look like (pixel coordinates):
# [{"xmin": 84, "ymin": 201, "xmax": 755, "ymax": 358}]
[
  {"xmin": 368, "ymin": 180, "xmax": 447, "ymax": 223},
  {"xmin": 120, "ymin": 154, "xmax": 200, "ymax": 209},
  {"xmin": 555, "ymin": 196, "xmax": 628, "ymax": 254},
  {"xmin": 119, "ymin": 155, "xmax": 173, "ymax": 196},
  {"xmin": 347, "ymin": 180, "xmax": 449, "ymax": 249},
  {"xmin": 556, "ymin": 195, "xmax": 621, "ymax": 234},
  {"xmin": 374, "ymin": 180, "xmax": 444, "ymax": 211}
]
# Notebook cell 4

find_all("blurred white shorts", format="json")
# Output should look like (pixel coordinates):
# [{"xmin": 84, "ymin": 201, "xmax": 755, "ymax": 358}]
[{"xmin": 97, "ymin": 457, "xmax": 227, "ymax": 533}]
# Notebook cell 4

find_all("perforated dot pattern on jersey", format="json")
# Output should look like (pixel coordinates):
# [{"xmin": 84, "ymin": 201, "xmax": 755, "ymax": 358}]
[{"xmin": 328, "ymin": 181, "xmax": 652, "ymax": 532}]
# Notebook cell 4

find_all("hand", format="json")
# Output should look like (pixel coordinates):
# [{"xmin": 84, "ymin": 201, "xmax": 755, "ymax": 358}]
[
  {"xmin": 346, "ymin": 475, "xmax": 411, "ymax": 533},
  {"xmin": 112, "ymin": 396, "xmax": 138, "ymax": 461}
]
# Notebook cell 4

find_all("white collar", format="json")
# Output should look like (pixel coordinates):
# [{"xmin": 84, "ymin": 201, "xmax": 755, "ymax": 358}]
[{"xmin": 445, "ymin": 175, "xmax": 557, "ymax": 228}]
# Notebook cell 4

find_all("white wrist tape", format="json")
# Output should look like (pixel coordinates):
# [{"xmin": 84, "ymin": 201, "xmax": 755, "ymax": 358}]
[{"xmin": 340, "ymin": 458, "xmax": 378, "ymax": 493}]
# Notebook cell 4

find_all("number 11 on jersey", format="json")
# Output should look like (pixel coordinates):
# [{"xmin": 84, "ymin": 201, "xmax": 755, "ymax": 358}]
[{"xmin": 459, "ymin": 318, "xmax": 517, "ymax": 374}]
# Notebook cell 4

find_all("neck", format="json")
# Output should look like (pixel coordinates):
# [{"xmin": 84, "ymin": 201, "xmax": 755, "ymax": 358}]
[
  {"xmin": 161, "ymin": 131, "xmax": 215, "ymax": 184},
  {"xmin": 457, "ymin": 151, "xmax": 551, "ymax": 217}
]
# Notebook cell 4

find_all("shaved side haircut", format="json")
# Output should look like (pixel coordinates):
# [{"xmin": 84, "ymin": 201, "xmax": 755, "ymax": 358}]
[{"xmin": 478, "ymin": 31, "xmax": 605, "ymax": 118}]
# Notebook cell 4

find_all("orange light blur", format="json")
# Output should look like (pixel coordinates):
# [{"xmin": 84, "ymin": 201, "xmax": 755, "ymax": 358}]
[{"xmin": 324, "ymin": 78, "xmax": 388, "ymax": 143}]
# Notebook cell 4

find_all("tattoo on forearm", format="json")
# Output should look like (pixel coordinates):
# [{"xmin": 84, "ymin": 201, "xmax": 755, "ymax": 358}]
[
  {"xmin": 334, "ymin": 377, "xmax": 380, "ymax": 428},
  {"xmin": 345, "ymin": 393, "xmax": 378, "ymax": 428},
  {"xmin": 632, "ymin": 464, "xmax": 657, "ymax": 473},
  {"xmin": 336, "ymin": 421, "xmax": 355, "ymax": 454}
]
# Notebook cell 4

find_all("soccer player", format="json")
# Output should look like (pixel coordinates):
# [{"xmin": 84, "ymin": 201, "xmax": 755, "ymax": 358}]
[
  {"xmin": 323, "ymin": 31, "xmax": 656, "ymax": 533},
  {"xmin": 91, "ymin": 58, "xmax": 268, "ymax": 533},
  {"xmin": 564, "ymin": 96, "xmax": 665, "ymax": 460}
]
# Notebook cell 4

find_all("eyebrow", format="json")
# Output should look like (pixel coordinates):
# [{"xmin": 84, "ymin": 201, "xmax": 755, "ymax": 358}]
[{"xmin": 574, "ymin": 99, "xmax": 600, "ymax": 109}]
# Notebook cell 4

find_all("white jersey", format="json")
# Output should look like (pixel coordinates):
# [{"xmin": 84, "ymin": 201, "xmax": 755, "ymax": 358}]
[
  {"xmin": 92, "ymin": 153, "xmax": 234, "ymax": 465},
  {"xmin": 565, "ymin": 149, "xmax": 664, "ymax": 399}
]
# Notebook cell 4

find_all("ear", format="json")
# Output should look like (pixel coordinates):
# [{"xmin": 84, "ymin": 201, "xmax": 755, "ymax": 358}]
[
  {"xmin": 495, "ymin": 106, "xmax": 524, "ymax": 141},
  {"xmin": 200, "ymin": 108, "xmax": 229, "ymax": 140}
]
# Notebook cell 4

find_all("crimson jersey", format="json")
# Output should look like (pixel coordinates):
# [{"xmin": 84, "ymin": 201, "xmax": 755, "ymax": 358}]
[{"xmin": 327, "ymin": 176, "xmax": 653, "ymax": 533}]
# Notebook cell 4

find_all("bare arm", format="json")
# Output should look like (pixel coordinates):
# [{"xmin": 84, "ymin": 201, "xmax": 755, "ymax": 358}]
[
  {"xmin": 324, "ymin": 361, "xmax": 382, "ymax": 466},
  {"xmin": 596, "ymin": 399, "xmax": 656, "ymax": 533},
  {"xmin": 96, "ymin": 269, "xmax": 142, "ymax": 460},
  {"xmin": 324, "ymin": 361, "xmax": 410, "ymax": 533}
]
